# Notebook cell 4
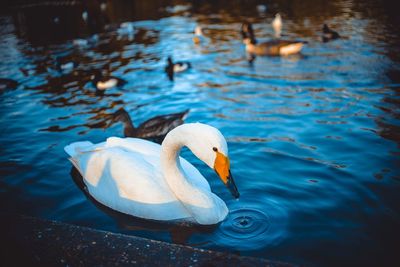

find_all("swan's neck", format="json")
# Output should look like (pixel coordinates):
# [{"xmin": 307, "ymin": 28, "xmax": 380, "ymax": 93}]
[
  {"xmin": 161, "ymin": 133, "xmax": 205, "ymax": 203},
  {"xmin": 160, "ymin": 129, "xmax": 226, "ymax": 224}
]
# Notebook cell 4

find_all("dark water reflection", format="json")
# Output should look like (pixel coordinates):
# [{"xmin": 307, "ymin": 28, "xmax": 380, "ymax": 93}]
[{"xmin": 1, "ymin": 0, "xmax": 400, "ymax": 266}]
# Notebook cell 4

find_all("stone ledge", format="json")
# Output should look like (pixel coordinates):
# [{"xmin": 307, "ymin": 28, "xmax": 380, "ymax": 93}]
[{"xmin": 1, "ymin": 212, "xmax": 294, "ymax": 267}]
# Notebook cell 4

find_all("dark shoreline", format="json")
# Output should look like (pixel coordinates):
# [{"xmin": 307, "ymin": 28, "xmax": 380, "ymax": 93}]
[{"xmin": 1, "ymin": 212, "xmax": 294, "ymax": 266}]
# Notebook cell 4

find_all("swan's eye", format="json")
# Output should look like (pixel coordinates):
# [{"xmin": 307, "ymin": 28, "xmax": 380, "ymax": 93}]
[{"xmin": 213, "ymin": 147, "xmax": 218, "ymax": 152}]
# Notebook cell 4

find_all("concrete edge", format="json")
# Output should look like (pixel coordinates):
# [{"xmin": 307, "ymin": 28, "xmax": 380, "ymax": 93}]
[{"xmin": 0, "ymin": 212, "xmax": 295, "ymax": 267}]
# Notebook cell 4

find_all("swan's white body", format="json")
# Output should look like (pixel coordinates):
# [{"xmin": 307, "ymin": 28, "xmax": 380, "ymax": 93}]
[{"xmin": 64, "ymin": 123, "xmax": 230, "ymax": 225}]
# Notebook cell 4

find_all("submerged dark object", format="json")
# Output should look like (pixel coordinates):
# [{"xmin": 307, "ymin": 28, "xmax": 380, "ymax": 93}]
[
  {"xmin": 165, "ymin": 56, "xmax": 191, "ymax": 81},
  {"xmin": 322, "ymin": 24, "xmax": 340, "ymax": 42},
  {"xmin": 109, "ymin": 108, "xmax": 189, "ymax": 143}
]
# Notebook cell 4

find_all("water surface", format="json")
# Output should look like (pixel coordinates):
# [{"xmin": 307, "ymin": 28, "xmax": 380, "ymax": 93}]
[{"xmin": 0, "ymin": 1, "xmax": 399, "ymax": 266}]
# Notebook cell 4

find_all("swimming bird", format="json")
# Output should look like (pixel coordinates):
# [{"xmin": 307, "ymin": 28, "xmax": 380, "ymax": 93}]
[
  {"xmin": 272, "ymin": 13, "xmax": 282, "ymax": 38},
  {"xmin": 193, "ymin": 26, "xmax": 203, "ymax": 44},
  {"xmin": 241, "ymin": 22, "xmax": 305, "ymax": 57},
  {"xmin": 64, "ymin": 123, "xmax": 239, "ymax": 225},
  {"xmin": 91, "ymin": 70, "xmax": 127, "ymax": 91},
  {"xmin": 322, "ymin": 24, "xmax": 340, "ymax": 42},
  {"xmin": 108, "ymin": 108, "xmax": 189, "ymax": 143},
  {"xmin": 165, "ymin": 56, "xmax": 191, "ymax": 81}
]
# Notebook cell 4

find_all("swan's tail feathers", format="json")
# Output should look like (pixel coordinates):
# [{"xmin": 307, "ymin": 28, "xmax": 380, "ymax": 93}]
[
  {"xmin": 64, "ymin": 141, "xmax": 94, "ymax": 157},
  {"xmin": 68, "ymin": 157, "xmax": 85, "ymax": 177}
]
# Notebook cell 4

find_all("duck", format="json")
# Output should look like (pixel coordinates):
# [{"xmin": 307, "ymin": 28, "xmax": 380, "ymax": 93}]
[
  {"xmin": 241, "ymin": 22, "xmax": 305, "ymax": 57},
  {"xmin": 193, "ymin": 26, "xmax": 203, "ymax": 44},
  {"xmin": 165, "ymin": 56, "xmax": 191, "ymax": 81},
  {"xmin": 108, "ymin": 108, "xmax": 189, "ymax": 143},
  {"xmin": 91, "ymin": 70, "xmax": 127, "ymax": 91},
  {"xmin": 64, "ymin": 123, "xmax": 240, "ymax": 225},
  {"xmin": 272, "ymin": 13, "xmax": 282, "ymax": 38},
  {"xmin": 322, "ymin": 24, "xmax": 340, "ymax": 42}
]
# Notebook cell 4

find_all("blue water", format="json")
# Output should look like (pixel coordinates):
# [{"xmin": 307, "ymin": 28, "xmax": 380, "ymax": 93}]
[{"xmin": 1, "ymin": 1, "xmax": 399, "ymax": 266}]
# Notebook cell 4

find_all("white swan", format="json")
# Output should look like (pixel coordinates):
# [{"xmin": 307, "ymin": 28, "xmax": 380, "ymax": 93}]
[{"xmin": 64, "ymin": 123, "xmax": 239, "ymax": 225}]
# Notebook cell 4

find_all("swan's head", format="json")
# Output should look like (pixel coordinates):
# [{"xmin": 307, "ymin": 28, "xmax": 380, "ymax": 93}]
[{"xmin": 169, "ymin": 123, "xmax": 240, "ymax": 198}]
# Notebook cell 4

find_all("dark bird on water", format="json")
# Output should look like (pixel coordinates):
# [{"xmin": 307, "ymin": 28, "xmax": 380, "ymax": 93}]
[
  {"xmin": 91, "ymin": 70, "xmax": 127, "ymax": 92},
  {"xmin": 165, "ymin": 56, "xmax": 191, "ymax": 81},
  {"xmin": 108, "ymin": 108, "xmax": 190, "ymax": 143},
  {"xmin": 245, "ymin": 38, "xmax": 305, "ymax": 56},
  {"xmin": 241, "ymin": 22, "xmax": 306, "ymax": 58},
  {"xmin": 322, "ymin": 24, "xmax": 340, "ymax": 42}
]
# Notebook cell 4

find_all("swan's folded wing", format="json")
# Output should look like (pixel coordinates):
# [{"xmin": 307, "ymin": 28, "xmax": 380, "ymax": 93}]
[
  {"xmin": 64, "ymin": 141, "xmax": 94, "ymax": 157},
  {"xmin": 105, "ymin": 137, "xmax": 161, "ymax": 157},
  {"xmin": 72, "ymin": 146, "xmax": 176, "ymax": 204},
  {"xmin": 104, "ymin": 137, "xmax": 211, "ymax": 192},
  {"xmin": 69, "ymin": 145, "xmax": 191, "ymax": 220}
]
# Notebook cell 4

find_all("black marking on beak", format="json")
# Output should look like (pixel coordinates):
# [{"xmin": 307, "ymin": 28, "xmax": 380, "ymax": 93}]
[{"xmin": 226, "ymin": 170, "xmax": 240, "ymax": 199}]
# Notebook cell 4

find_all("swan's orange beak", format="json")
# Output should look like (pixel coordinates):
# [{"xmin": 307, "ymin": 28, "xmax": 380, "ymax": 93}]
[{"xmin": 214, "ymin": 152, "xmax": 240, "ymax": 199}]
